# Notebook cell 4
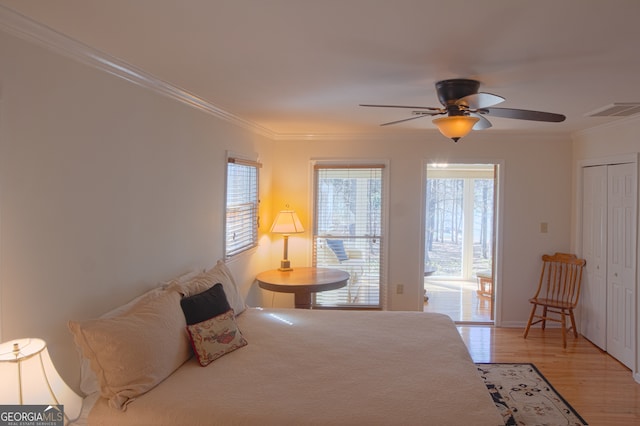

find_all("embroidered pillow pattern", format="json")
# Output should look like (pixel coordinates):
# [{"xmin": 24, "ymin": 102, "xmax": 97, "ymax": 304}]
[{"xmin": 186, "ymin": 309, "xmax": 247, "ymax": 366}]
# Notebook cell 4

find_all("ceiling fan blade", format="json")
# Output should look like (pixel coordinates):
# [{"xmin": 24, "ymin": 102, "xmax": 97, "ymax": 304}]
[
  {"xmin": 456, "ymin": 92, "xmax": 505, "ymax": 109},
  {"xmin": 380, "ymin": 114, "xmax": 432, "ymax": 126},
  {"xmin": 360, "ymin": 104, "xmax": 442, "ymax": 111},
  {"xmin": 483, "ymin": 107, "xmax": 566, "ymax": 122},
  {"xmin": 470, "ymin": 112, "xmax": 492, "ymax": 130}
]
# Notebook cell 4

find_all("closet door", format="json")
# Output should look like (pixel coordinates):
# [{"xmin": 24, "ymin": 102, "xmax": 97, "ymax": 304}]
[
  {"xmin": 606, "ymin": 162, "xmax": 636, "ymax": 369},
  {"xmin": 580, "ymin": 165, "xmax": 608, "ymax": 349}
]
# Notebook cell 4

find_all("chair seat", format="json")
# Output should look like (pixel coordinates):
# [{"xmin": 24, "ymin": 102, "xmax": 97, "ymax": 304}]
[{"xmin": 528, "ymin": 298, "xmax": 576, "ymax": 310}]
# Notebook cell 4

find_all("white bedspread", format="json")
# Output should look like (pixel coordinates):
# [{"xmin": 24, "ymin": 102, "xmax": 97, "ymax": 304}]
[{"xmin": 87, "ymin": 308, "xmax": 502, "ymax": 426}]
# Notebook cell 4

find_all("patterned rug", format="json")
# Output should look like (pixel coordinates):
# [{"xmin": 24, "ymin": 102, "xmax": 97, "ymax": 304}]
[{"xmin": 476, "ymin": 363, "xmax": 588, "ymax": 425}]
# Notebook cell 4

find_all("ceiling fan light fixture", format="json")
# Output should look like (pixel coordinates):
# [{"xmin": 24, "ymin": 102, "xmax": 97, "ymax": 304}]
[{"xmin": 432, "ymin": 115, "xmax": 480, "ymax": 142}]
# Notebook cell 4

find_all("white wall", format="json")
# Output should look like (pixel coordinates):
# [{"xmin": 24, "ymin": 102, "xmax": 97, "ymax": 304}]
[
  {"xmin": 571, "ymin": 116, "xmax": 640, "ymax": 381},
  {"xmin": 0, "ymin": 21, "xmax": 580, "ymax": 392},
  {"xmin": 270, "ymin": 131, "xmax": 574, "ymax": 324},
  {"xmin": 572, "ymin": 117, "xmax": 640, "ymax": 162},
  {"xmin": 0, "ymin": 31, "xmax": 274, "ymax": 389},
  {"xmin": 571, "ymin": 115, "xmax": 640, "ymax": 256}
]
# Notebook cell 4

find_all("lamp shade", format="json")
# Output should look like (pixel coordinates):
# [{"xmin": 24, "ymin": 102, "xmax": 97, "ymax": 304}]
[
  {"xmin": 432, "ymin": 115, "xmax": 480, "ymax": 142},
  {"xmin": 0, "ymin": 338, "xmax": 82, "ymax": 423},
  {"xmin": 270, "ymin": 210, "xmax": 304, "ymax": 234}
]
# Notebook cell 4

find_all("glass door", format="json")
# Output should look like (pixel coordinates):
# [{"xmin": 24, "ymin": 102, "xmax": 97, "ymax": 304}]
[
  {"xmin": 424, "ymin": 163, "xmax": 495, "ymax": 322},
  {"xmin": 312, "ymin": 163, "xmax": 385, "ymax": 308}
]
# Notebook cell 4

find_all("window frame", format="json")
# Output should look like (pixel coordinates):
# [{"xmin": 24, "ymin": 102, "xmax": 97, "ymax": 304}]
[
  {"xmin": 224, "ymin": 155, "xmax": 261, "ymax": 259},
  {"xmin": 310, "ymin": 160, "xmax": 388, "ymax": 309}
]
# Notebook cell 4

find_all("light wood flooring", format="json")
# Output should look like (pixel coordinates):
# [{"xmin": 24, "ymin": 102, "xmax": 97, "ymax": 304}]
[
  {"xmin": 458, "ymin": 326, "xmax": 640, "ymax": 425},
  {"xmin": 424, "ymin": 279, "xmax": 493, "ymax": 322}
]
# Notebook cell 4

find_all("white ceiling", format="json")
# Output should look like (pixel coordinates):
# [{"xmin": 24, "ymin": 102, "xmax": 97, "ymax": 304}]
[{"xmin": 2, "ymin": 0, "xmax": 640, "ymax": 138}]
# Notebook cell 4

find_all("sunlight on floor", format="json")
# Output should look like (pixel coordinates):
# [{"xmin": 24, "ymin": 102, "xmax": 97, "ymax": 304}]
[
  {"xmin": 456, "ymin": 326, "xmax": 494, "ymax": 363},
  {"xmin": 423, "ymin": 279, "xmax": 493, "ymax": 323}
]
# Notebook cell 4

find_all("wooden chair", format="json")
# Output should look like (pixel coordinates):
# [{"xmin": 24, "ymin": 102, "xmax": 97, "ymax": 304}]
[
  {"xmin": 475, "ymin": 271, "xmax": 494, "ymax": 321},
  {"xmin": 323, "ymin": 239, "xmax": 365, "ymax": 303},
  {"xmin": 476, "ymin": 271, "xmax": 493, "ymax": 298},
  {"xmin": 523, "ymin": 252, "xmax": 586, "ymax": 348}
]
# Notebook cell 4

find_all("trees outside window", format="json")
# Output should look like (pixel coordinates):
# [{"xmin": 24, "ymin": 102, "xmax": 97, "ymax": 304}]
[{"xmin": 425, "ymin": 165, "xmax": 494, "ymax": 279}]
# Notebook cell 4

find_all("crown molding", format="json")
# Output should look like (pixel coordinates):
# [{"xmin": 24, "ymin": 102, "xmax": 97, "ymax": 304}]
[
  {"xmin": 0, "ymin": 6, "xmax": 579, "ymax": 144},
  {"xmin": 572, "ymin": 114, "xmax": 640, "ymax": 138},
  {"xmin": 0, "ymin": 5, "xmax": 276, "ymax": 139},
  {"xmin": 272, "ymin": 132, "xmax": 429, "ymax": 141},
  {"xmin": 273, "ymin": 128, "xmax": 570, "ymax": 142}
]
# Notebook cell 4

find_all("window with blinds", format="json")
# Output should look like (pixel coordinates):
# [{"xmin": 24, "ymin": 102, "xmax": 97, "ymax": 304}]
[
  {"xmin": 225, "ymin": 157, "xmax": 260, "ymax": 258},
  {"xmin": 312, "ymin": 164, "xmax": 385, "ymax": 308}
]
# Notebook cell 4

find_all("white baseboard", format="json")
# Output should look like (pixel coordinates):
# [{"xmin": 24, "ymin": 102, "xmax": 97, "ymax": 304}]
[
  {"xmin": 497, "ymin": 321, "xmax": 526, "ymax": 328},
  {"xmin": 499, "ymin": 321, "xmax": 563, "ymax": 329}
]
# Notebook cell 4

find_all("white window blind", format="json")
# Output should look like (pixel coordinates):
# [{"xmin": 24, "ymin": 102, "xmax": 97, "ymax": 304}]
[
  {"xmin": 312, "ymin": 164, "xmax": 385, "ymax": 308},
  {"xmin": 225, "ymin": 157, "xmax": 260, "ymax": 258}
]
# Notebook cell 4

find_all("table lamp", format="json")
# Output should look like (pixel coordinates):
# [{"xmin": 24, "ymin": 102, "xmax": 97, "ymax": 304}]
[
  {"xmin": 0, "ymin": 338, "xmax": 82, "ymax": 424},
  {"xmin": 270, "ymin": 209, "xmax": 304, "ymax": 271}
]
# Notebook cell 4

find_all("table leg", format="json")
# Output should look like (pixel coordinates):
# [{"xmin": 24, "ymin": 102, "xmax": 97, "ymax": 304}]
[{"xmin": 294, "ymin": 291, "xmax": 312, "ymax": 309}]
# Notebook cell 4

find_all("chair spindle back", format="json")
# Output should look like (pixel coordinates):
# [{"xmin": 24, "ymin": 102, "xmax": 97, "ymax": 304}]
[{"xmin": 535, "ymin": 253, "xmax": 586, "ymax": 307}]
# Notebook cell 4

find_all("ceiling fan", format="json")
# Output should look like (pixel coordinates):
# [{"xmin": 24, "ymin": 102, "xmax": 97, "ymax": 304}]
[{"xmin": 360, "ymin": 79, "xmax": 566, "ymax": 142}]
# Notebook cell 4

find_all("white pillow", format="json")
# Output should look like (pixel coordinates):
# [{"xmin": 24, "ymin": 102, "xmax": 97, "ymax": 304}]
[
  {"xmin": 159, "ymin": 269, "xmax": 203, "ymax": 289},
  {"xmin": 69, "ymin": 288, "xmax": 191, "ymax": 410},
  {"xmin": 171, "ymin": 260, "xmax": 246, "ymax": 316},
  {"xmin": 78, "ymin": 270, "xmax": 200, "ymax": 396},
  {"xmin": 207, "ymin": 260, "xmax": 246, "ymax": 316}
]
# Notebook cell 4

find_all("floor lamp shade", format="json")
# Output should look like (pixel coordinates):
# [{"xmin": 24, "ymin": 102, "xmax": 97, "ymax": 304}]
[
  {"xmin": 0, "ymin": 338, "xmax": 82, "ymax": 423},
  {"xmin": 271, "ymin": 210, "xmax": 304, "ymax": 271}
]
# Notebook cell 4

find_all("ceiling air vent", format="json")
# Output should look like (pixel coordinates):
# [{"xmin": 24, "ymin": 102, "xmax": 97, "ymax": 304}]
[{"xmin": 586, "ymin": 102, "xmax": 640, "ymax": 117}]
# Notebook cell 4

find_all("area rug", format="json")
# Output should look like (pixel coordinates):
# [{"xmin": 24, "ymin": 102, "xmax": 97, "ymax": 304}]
[{"xmin": 476, "ymin": 363, "xmax": 588, "ymax": 425}]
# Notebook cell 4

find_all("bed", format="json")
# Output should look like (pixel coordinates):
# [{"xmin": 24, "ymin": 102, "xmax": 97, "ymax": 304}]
[{"xmin": 69, "ymin": 262, "xmax": 503, "ymax": 426}]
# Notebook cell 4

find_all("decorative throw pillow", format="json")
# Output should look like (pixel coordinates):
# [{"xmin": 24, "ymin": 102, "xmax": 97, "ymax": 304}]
[
  {"xmin": 180, "ymin": 283, "xmax": 231, "ymax": 325},
  {"xmin": 327, "ymin": 239, "xmax": 349, "ymax": 261},
  {"xmin": 186, "ymin": 309, "xmax": 248, "ymax": 367}
]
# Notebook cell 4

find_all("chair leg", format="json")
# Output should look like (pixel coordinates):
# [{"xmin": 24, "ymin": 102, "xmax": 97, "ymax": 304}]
[
  {"xmin": 569, "ymin": 309, "xmax": 578, "ymax": 338},
  {"xmin": 541, "ymin": 306, "xmax": 548, "ymax": 330},
  {"xmin": 523, "ymin": 304, "xmax": 537, "ymax": 338},
  {"xmin": 561, "ymin": 312, "xmax": 567, "ymax": 349}
]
